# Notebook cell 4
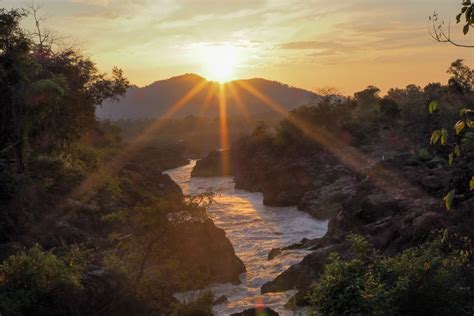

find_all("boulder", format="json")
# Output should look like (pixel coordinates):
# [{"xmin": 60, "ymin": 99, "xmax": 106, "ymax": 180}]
[
  {"xmin": 191, "ymin": 150, "xmax": 232, "ymax": 177},
  {"xmin": 169, "ymin": 219, "xmax": 245, "ymax": 284},
  {"xmin": 267, "ymin": 248, "xmax": 282, "ymax": 260},
  {"xmin": 298, "ymin": 175, "xmax": 359, "ymax": 220},
  {"xmin": 261, "ymin": 243, "xmax": 346, "ymax": 294}
]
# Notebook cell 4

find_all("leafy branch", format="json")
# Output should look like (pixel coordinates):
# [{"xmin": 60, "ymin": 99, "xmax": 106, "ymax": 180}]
[
  {"xmin": 428, "ymin": 1, "xmax": 474, "ymax": 48},
  {"xmin": 429, "ymin": 101, "xmax": 474, "ymax": 210}
]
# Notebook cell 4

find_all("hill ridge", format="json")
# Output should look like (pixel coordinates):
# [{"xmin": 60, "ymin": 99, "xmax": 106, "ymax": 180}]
[{"xmin": 98, "ymin": 74, "xmax": 319, "ymax": 120}]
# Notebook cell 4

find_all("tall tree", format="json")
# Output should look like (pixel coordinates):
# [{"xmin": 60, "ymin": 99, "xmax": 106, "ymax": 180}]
[
  {"xmin": 447, "ymin": 59, "xmax": 474, "ymax": 93},
  {"xmin": 0, "ymin": 9, "xmax": 129, "ymax": 173}
]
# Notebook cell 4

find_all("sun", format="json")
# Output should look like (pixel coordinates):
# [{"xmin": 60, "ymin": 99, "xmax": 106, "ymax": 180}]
[{"xmin": 201, "ymin": 45, "xmax": 239, "ymax": 82}]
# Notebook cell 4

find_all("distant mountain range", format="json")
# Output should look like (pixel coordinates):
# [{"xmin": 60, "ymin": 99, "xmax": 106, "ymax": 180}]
[{"xmin": 97, "ymin": 74, "xmax": 319, "ymax": 120}]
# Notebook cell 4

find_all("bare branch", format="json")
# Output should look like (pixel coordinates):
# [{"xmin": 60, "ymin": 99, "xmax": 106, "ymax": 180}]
[
  {"xmin": 428, "ymin": 11, "xmax": 474, "ymax": 48},
  {"xmin": 25, "ymin": 1, "xmax": 67, "ymax": 54}
]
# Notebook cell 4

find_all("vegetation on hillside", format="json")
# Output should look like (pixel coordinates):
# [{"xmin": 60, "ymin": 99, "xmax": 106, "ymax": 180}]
[
  {"xmin": 0, "ymin": 8, "xmax": 218, "ymax": 315},
  {"xmin": 307, "ymin": 233, "xmax": 473, "ymax": 316}
]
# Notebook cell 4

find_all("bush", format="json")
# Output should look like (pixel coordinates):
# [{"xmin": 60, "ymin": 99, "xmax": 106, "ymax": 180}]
[
  {"xmin": 307, "ymin": 234, "xmax": 473, "ymax": 316},
  {"xmin": 409, "ymin": 148, "xmax": 433, "ymax": 163},
  {"xmin": 0, "ymin": 245, "xmax": 85, "ymax": 316},
  {"xmin": 69, "ymin": 144, "xmax": 100, "ymax": 171},
  {"xmin": 28, "ymin": 156, "xmax": 86, "ymax": 195}
]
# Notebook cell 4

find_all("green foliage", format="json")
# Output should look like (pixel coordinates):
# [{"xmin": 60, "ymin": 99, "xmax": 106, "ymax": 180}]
[
  {"xmin": 456, "ymin": 1, "xmax": 474, "ymax": 35},
  {"xmin": 443, "ymin": 189, "xmax": 456, "ymax": 210},
  {"xmin": 455, "ymin": 120, "xmax": 466, "ymax": 135},
  {"xmin": 307, "ymin": 234, "xmax": 473, "ymax": 316},
  {"xmin": 28, "ymin": 155, "xmax": 86, "ymax": 194},
  {"xmin": 428, "ymin": 78, "xmax": 474, "ymax": 208},
  {"xmin": 429, "ymin": 100, "xmax": 439, "ymax": 114},
  {"xmin": 411, "ymin": 148, "xmax": 432, "ymax": 162},
  {"xmin": 0, "ymin": 8, "xmax": 129, "ymax": 173},
  {"xmin": 172, "ymin": 291, "xmax": 214, "ymax": 316},
  {"xmin": 67, "ymin": 144, "xmax": 101, "ymax": 171},
  {"xmin": 0, "ymin": 245, "xmax": 84, "ymax": 316}
]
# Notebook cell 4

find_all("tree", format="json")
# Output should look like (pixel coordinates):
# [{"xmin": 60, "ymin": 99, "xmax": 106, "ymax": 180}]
[
  {"xmin": 0, "ymin": 9, "xmax": 129, "ymax": 173},
  {"xmin": 354, "ymin": 86, "xmax": 381, "ymax": 117},
  {"xmin": 379, "ymin": 97, "xmax": 400, "ymax": 120},
  {"xmin": 315, "ymin": 86, "xmax": 343, "ymax": 105},
  {"xmin": 0, "ymin": 8, "xmax": 37, "ymax": 173},
  {"xmin": 447, "ymin": 59, "xmax": 473, "ymax": 93},
  {"xmin": 104, "ymin": 192, "xmax": 213, "ymax": 313}
]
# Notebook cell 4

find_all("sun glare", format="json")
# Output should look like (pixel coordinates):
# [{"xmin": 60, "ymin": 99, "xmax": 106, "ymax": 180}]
[{"xmin": 201, "ymin": 45, "xmax": 239, "ymax": 82}]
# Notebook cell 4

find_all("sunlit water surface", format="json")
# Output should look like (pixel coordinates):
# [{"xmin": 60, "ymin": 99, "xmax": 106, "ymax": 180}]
[{"xmin": 165, "ymin": 160, "xmax": 327, "ymax": 315}]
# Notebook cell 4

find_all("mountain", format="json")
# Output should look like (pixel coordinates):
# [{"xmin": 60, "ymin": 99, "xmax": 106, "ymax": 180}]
[{"xmin": 97, "ymin": 74, "xmax": 319, "ymax": 120}]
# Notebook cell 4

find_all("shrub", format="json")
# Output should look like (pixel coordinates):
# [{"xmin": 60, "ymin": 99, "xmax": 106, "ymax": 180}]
[
  {"xmin": 307, "ymin": 234, "xmax": 473, "ymax": 316},
  {"xmin": 0, "ymin": 245, "xmax": 85, "ymax": 316},
  {"xmin": 69, "ymin": 144, "xmax": 101, "ymax": 171},
  {"xmin": 414, "ymin": 148, "xmax": 432, "ymax": 162},
  {"xmin": 28, "ymin": 156, "xmax": 86, "ymax": 195}
]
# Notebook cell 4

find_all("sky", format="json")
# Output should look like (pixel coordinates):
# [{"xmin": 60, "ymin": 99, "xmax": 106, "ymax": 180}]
[{"xmin": 2, "ymin": 0, "xmax": 474, "ymax": 94}]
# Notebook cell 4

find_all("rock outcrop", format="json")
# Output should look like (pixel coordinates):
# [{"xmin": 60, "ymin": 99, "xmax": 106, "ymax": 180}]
[
  {"xmin": 267, "ymin": 248, "xmax": 282, "ymax": 260},
  {"xmin": 170, "ymin": 219, "xmax": 245, "ymax": 284},
  {"xmin": 191, "ymin": 150, "xmax": 232, "ymax": 177},
  {"xmin": 259, "ymin": 155, "xmax": 462, "ymax": 302}
]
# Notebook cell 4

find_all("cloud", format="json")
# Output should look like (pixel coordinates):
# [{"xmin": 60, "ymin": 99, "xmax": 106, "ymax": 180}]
[
  {"xmin": 278, "ymin": 41, "xmax": 350, "ymax": 50},
  {"xmin": 70, "ymin": 0, "xmax": 111, "ymax": 6},
  {"xmin": 15, "ymin": 0, "xmax": 469, "ymax": 94}
]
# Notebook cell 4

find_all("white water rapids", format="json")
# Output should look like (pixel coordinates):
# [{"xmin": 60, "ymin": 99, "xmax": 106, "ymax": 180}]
[{"xmin": 165, "ymin": 160, "xmax": 327, "ymax": 315}]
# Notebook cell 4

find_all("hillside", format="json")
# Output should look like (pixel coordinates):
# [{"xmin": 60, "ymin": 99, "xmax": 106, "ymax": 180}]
[{"xmin": 97, "ymin": 74, "xmax": 319, "ymax": 120}]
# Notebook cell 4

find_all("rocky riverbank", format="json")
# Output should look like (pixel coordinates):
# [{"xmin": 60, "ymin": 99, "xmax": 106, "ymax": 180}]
[
  {"xmin": 192, "ymin": 134, "xmax": 474, "ymax": 308},
  {"xmin": 0, "ymin": 145, "xmax": 243, "ymax": 314}
]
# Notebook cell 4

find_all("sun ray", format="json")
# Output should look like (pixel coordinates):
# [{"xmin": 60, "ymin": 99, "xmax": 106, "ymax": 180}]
[
  {"xmin": 197, "ymin": 83, "xmax": 217, "ymax": 117},
  {"xmin": 218, "ymin": 83, "xmax": 231, "ymax": 175},
  {"xmin": 227, "ymin": 82, "xmax": 252, "ymax": 126},
  {"xmin": 236, "ymin": 81, "xmax": 426, "ymax": 198},
  {"xmin": 67, "ymin": 80, "xmax": 209, "ymax": 201},
  {"xmin": 236, "ymin": 81, "xmax": 288, "ymax": 116}
]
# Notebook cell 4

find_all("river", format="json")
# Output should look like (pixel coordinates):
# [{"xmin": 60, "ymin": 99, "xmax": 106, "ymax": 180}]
[{"xmin": 165, "ymin": 160, "xmax": 327, "ymax": 315}]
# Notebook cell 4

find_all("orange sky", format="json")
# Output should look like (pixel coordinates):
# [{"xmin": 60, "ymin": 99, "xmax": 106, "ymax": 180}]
[{"xmin": 6, "ymin": 0, "xmax": 474, "ymax": 94}]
